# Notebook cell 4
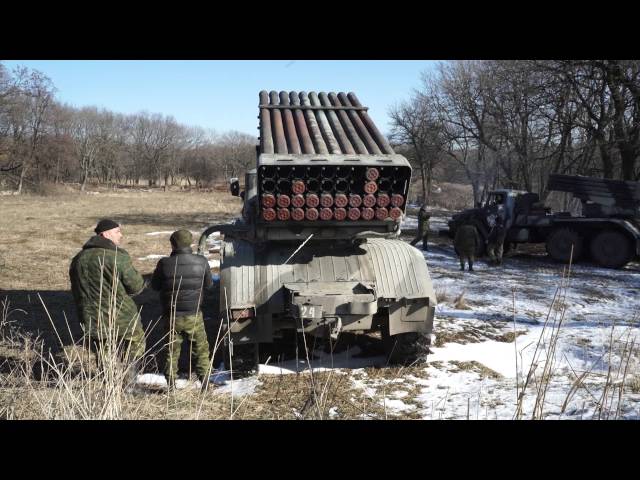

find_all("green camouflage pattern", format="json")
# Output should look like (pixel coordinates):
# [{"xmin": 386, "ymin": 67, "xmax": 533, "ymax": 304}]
[
  {"xmin": 454, "ymin": 224, "xmax": 479, "ymax": 256},
  {"xmin": 69, "ymin": 235, "xmax": 145, "ymax": 358},
  {"xmin": 487, "ymin": 243, "xmax": 504, "ymax": 264},
  {"xmin": 164, "ymin": 312, "xmax": 211, "ymax": 381},
  {"xmin": 410, "ymin": 207, "xmax": 430, "ymax": 248}
]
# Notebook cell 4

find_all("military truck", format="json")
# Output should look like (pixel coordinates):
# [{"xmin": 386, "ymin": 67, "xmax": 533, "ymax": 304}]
[
  {"xmin": 447, "ymin": 174, "xmax": 640, "ymax": 269},
  {"xmin": 198, "ymin": 91, "xmax": 437, "ymax": 371}
]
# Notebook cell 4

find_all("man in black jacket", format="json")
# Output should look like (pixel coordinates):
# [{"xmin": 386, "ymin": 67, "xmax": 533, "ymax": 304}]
[{"xmin": 151, "ymin": 230, "xmax": 213, "ymax": 391}]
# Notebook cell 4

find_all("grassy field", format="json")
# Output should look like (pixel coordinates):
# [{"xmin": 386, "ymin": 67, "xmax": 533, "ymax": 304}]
[
  {"xmin": 3, "ymin": 187, "xmax": 638, "ymax": 420},
  {"xmin": 0, "ymin": 188, "xmax": 425, "ymax": 420}
]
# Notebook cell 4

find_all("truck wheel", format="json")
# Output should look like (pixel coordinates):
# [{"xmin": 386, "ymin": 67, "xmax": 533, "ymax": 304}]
[
  {"xmin": 546, "ymin": 227, "xmax": 583, "ymax": 263},
  {"xmin": 223, "ymin": 341, "xmax": 258, "ymax": 376},
  {"xmin": 590, "ymin": 230, "xmax": 633, "ymax": 269},
  {"xmin": 381, "ymin": 326, "xmax": 425, "ymax": 365}
]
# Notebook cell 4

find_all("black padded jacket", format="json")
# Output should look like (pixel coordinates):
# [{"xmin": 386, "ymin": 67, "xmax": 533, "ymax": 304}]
[{"xmin": 151, "ymin": 247, "xmax": 213, "ymax": 317}]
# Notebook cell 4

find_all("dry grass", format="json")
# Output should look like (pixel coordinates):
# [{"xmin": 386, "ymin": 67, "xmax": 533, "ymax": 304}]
[
  {"xmin": 0, "ymin": 188, "xmax": 242, "ymax": 291},
  {"xmin": 0, "ymin": 186, "xmax": 428, "ymax": 420},
  {"xmin": 448, "ymin": 360, "xmax": 503, "ymax": 380},
  {"xmin": 429, "ymin": 182, "xmax": 474, "ymax": 211}
]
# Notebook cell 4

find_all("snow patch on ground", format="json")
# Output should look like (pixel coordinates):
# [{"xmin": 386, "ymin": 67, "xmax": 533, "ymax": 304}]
[
  {"xmin": 138, "ymin": 254, "xmax": 165, "ymax": 261},
  {"xmin": 257, "ymin": 345, "xmax": 387, "ymax": 375}
]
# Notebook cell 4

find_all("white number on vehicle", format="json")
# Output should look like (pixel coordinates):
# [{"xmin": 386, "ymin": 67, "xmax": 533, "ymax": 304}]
[{"xmin": 300, "ymin": 305, "xmax": 316, "ymax": 318}]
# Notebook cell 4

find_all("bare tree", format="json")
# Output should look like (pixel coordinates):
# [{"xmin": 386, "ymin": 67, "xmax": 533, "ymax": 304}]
[{"xmin": 389, "ymin": 91, "xmax": 446, "ymax": 204}]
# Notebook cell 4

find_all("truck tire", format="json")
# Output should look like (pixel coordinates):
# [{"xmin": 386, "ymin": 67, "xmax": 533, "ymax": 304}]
[
  {"xmin": 223, "ymin": 341, "xmax": 258, "ymax": 376},
  {"xmin": 590, "ymin": 230, "xmax": 633, "ymax": 269},
  {"xmin": 546, "ymin": 227, "xmax": 583, "ymax": 263},
  {"xmin": 381, "ymin": 325, "xmax": 426, "ymax": 365}
]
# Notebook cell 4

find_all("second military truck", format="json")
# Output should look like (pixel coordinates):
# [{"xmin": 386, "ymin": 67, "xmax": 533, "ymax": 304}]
[{"xmin": 447, "ymin": 174, "xmax": 640, "ymax": 269}]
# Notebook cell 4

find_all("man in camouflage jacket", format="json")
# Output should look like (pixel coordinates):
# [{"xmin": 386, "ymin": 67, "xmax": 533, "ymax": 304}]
[
  {"xmin": 454, "ymin": 223, "xmax": 480, "ymax": 272},
  {"xmin": 69, "ymin": 219, "xmax": 146, "ymax": 363}
]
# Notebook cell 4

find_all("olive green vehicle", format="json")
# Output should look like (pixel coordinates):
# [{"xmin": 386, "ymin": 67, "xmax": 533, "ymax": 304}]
[
  {"xmin": 198, "ymin": 91, "xmax": 436, "ymax": 371},
  {"xmin": 446, "ymin": 174, "xmax": 640, "ymax": 269}
]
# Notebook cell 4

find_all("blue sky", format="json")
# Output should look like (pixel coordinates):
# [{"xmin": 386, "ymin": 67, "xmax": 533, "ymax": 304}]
[{"xmin": 2, "ymin": 60, "xmax": 438, "ymax": 136}]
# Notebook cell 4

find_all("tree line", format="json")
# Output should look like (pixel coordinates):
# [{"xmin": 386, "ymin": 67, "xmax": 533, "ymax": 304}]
[
  {"xmin": 3, "ymin": 60, "xmax": 639, "ymax": 201},
  {"xmin": 0, "ymin": 62, "xmax": 256, "ymax": 193},
  {"xmin": 389, "ymin": 60, "xmax": 640, "ymax": 204}
]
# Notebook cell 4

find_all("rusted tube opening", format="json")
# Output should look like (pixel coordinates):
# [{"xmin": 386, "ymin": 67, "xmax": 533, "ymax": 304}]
[
  {"xmin": 306, "ymin": 193, "xmax": 320, "ymax": 208},
  {"xmin": 334, "ymin": 194, "xmax": 348, "ymax": 208},
  {"xmin": 334, "ymin": 207, "xmax": 347, "ymax": 221},
  {"xmin": 361, "ymin": 207, "xmax": 375, "ymax": 220},
  {"xmin": 291, "ymin": 180, "xmax": 306, "ymax": 195},
  {"xmin": 305, "ymin": 208, "xmax": 319, "ymax": 221},
  {"xmin": 349, "ymin": 194, "xmax": 362, "ymax": 207},
  {"xmin": 320, "ymin": 207, "xmax": 333, "ymax": 220},
  {"xmin": 389, "ymin": 207, "xmax": 403, "ymax": 220},
  {"xmin": 366, "ymin": 168, "xmax": 379, "ymax": 181},
  {"xmin": 377, "ymin": 193, "xmax": 390, "ymax": 208},
  {"xmin": 363, "ymin": 194, "xmax": 376, "ymax": 208},
  {"xmin": 364, "ymin": 182, "xmax": 378, "ymax": 194},
  {"xmin": 291, "ymin": 194, "xmax": 305, "ymax": 208},
  {"xmin": 262, "ymin": 208, "xmax": 276, "ymax": 221},
  {"xmin": 261, "ymin": 194, "xmax": 276, "ymax": 208},
  {"xmin": 320, "ymin": 194, "xmax": 334, "ymax": 208},
  {"xmin": 375, "ymin": 207, "xmax": 389, "ymax": 220},
  {"xmin": 391, "ymin": 194, "xmax": 405, "ymax": 207},
  {"xmin": 277, "ymin": 208, "xmax": 291, "ymax": 221},
  {"xmin": 291, "ymin": 208, "xmax": 305, "ymax": 221},
  {"xmin": 277, "ymin": 194, "xmax": 291, "ymax": 208}
]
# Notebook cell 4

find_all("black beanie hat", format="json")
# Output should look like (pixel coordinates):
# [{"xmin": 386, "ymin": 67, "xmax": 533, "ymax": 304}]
[{"xmin": 95, "ymin": 219, "xmax": 120, "ymax": 234}]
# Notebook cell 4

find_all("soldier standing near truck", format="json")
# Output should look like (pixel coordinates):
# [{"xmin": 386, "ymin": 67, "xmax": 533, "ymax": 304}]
[
  {"xmin": 69, "ymin": 219, "xmax": 146, "ymax": 387},
  {"xmin": 151, "ymin": 230, "xmax": 213, "ymax": 392},
  {"xmin": 486, "ymin": 216, "xmax": 507, "ymax": 266},
  {"xmin": 454, "ymin": 222, "xmax": 479, "ymax": 272},
  {"xmin": 410, "ymin": 204, "xmax": 430, "ymax": 251}
]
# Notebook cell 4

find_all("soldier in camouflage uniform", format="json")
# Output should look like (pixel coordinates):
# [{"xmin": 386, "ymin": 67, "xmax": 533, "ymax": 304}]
[
  {"xmin": 69, "ymin": 219, "xmax": 146, "ymax": 380},
  {"xmin": 454, "ymin": 223, "xmax": 479, "ymax": 272},
  {"xmin": 410, "ymin": 204, "xmax": 430, "ymax": 251},
  {"xmin": 486, "ymin": 216, "xmax": 507, "ymax": 266},
  {"xmin": 151, "ymin": 230, "xmax": 213, "ymax": 392}
]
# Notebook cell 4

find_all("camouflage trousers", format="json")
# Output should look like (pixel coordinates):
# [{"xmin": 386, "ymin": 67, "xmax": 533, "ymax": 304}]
[
  {"xmin": 487, "ymin": 243, "xmax": 504, "ymax": 265},
  {"xmin": 164, "ymin": 312, "xmax": 211, "ymax": 381},
  {"xmin": 410, "ymin": 231, "xmax": 429, "ymax": 250},
  {"xmin": 85, "ymin": 317, "xmax": 146, "ymax": 363},
  {"xmin": 458, "ymin": 253, "xmax": 475, "ymax": 270}
]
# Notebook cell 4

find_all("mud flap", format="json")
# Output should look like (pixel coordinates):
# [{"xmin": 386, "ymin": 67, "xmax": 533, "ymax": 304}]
[{"xmin": 388, "ymin": 298, "xmax": 434, "ymax": 336}]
